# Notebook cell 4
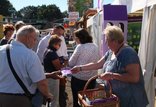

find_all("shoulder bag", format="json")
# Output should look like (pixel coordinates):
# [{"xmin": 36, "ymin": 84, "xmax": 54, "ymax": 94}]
[{"xmin": 6, "ymin": 45, "xmax": 33, "ymax": 100}]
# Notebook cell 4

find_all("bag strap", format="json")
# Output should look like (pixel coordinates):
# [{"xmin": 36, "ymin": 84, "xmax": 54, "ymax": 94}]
[
  {"xmin": 6, "ymin": 45, "xmax": 32, "ymax": 97},
  {"xmin": 7, "ymin": 38, "xmax": 14, "ymax": 44}
]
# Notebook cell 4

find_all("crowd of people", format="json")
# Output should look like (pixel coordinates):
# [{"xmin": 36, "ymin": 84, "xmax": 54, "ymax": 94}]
[{"xmin": 0, "ymin": 21, "xmax": 149, "ymax": 107}]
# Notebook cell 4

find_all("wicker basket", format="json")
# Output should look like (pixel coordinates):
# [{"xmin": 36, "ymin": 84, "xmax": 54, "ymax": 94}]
[{"xmin": 78, "ymin": 75, "xmax": 120, "ymax": 107}]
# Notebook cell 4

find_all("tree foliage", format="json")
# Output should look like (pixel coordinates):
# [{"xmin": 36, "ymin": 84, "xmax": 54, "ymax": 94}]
[
  {"xmin": 62, "ymin": 11, "xmax": 68, "ymax": 18},
  {"xmin": 19, "ymin": 6, "xmax": 38, "ymax": 19},
  {"xmin": 0, "ymin": 1, "xmax": 66, "ymax": 24},
  {"xmin": 0, "ymin": 0, "xmax": 15, "ymax": 16},
  {"xmin": 75, "ymin": 0, "xmax": 93, "ymax": 16},
  {"xmin": 75, "ymin": 0, "xmax": 85, "ymax": 16},
  {"xmin": 18, "ymin": 4, "xmax": 63, "ymax": 21}
]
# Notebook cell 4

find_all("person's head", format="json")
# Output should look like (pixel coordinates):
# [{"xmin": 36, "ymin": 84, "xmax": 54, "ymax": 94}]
[
  {"xmin": 36, "ymin": 29, "xmax": 40, "ymax": 37},
  {"xmin": 48, "ymin": 35, "xmax": 62, "ymax": 50},
  {"xmin": 3, "ymin": 24, "xmax": 14, "ymax": 40},
  {"xmin": 74, "ymin": 28, "xmax": 93, "ymax": 44},
  {"xmin": 15, "ymin": 21, "xmax": 25, "ymax": 32},
  {"xmin": 53, "ymin": 25, "xmax": 65, "ymax": 36},
  {"xmin": 104, "ymin": 25, "xmax": 124, "ymax": 51},
  {"xmin": 16, "ymin": 25, "xmax": 37, "ymax": 49}
]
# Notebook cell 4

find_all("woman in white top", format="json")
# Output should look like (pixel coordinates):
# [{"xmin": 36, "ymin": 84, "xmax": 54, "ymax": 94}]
[{"xmin": 68, "ymin": 28, "xmax": 99, "ymax": 107}]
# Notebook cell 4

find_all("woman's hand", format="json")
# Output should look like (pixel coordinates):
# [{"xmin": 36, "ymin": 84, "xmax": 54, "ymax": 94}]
[
  {"xmin": 46, "ymin": 71, "xmax": 62, "ymax": 79},
  {"xmin": 99, "ymin": 72, "xmax": 113, "ymax": 80},
  {"xmin": 70, "ymin": 66, "xmax": 80, "ymax": 74},
  {"xmin": 49, "ymin": 72, "xmax": 60, "ymax": 79},
  {"xmin": 60, "ymin": 77, "xmax": 67, "ymax": 86}
]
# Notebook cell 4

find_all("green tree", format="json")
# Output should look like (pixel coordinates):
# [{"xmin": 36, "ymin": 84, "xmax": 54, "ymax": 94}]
[
  {"xmin": 18, "ymin": 4, "xmax": 63, "ymax": 21},
  {"xmin": 18, "ymin": 6, "xmax": 38, "ymax": 19},
  {"xmin": 15, "ymin": 11, "xmax": 23, "ymax": 18},
  {"xmin": 37, "ymin": 5, "xmax": 47, "ymax": 20},
  {"xmin": 0, "ymin": 0, "xmax": 15, "ymax": 16},
  {"xmin": 42, "ymin": 4, "xmax": 63, "ymax": 21},
  {"xmin": 62, "ymin": 11, "xmax": 68, "ymax": 18},
  {"xmin": 75, "ymin": 0, "xmax": 84, "ymax": 16},
  {"xmin": 75, "ymin": 0, "xmax": 93, "ymax": 16}
]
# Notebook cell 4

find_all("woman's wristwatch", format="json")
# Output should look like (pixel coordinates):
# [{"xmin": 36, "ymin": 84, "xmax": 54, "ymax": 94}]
[{"xmin": 79, "ymin": 66, "xmax": 82, "ymax": 71}]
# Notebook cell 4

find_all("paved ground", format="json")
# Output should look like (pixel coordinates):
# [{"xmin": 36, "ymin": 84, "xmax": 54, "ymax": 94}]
[
  {"xmin": 66, "ymin": 79, "xmax": 156, "ymax": 107},
  {"xmin": 43, "ymin": 78, "xmax": 156, "ymax": 107},
  {"xmin": 66, "ymin": 77, "xmax": 73, "ymax": 107}
]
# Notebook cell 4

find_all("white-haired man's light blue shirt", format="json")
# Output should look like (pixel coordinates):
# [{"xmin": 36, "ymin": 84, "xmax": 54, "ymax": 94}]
[{"xmin": 0, "ymin": 41, "xmax": 45, "ymax": 94}]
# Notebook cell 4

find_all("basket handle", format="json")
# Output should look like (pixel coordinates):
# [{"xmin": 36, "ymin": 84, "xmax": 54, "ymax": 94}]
[{"xmin": 83, "ymin": 75, "xmax": 112, "ymax": 95}]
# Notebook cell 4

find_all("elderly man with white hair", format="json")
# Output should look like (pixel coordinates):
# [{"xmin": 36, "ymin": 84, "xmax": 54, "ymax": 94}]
[{"xmin": 0, "ymin": 25, "xmax": 53, "ymax": 107}]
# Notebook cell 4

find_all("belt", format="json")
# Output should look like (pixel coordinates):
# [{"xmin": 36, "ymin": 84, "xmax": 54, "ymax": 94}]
[{"xmin": 0, "ymin": 92, "xmax": 26, "ymax": 96}]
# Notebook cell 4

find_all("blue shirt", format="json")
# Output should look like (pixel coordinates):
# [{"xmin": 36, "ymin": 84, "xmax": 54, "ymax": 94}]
[
  {"xmin": 0, "ymin": 41, "xmax": 45, "ymax": 94},
  {"xmin": 103, "ymin": 46, "xmax": 148, "ymax": 107}
]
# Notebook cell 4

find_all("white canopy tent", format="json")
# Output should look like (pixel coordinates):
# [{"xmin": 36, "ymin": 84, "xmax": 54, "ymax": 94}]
[
  {"xmin": 112, "ymin": 0, "xmax": 156, "ymax": 13},
  {"xmin": 112, "ymin": 0, "xmax": 156, "ymax": 107},
  {"xmin": 87, "ymin": 11, "xmax": 103, "ymax": 56}
]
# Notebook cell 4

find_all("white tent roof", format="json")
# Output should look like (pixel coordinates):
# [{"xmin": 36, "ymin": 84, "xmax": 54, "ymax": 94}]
[{"xmin": 112, "ymin": 0, "xmax": 156, "ymax": 13}]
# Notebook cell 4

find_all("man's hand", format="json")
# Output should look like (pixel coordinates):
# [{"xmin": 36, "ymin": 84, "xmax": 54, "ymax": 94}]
[
  {"xmin": 50, "ymin": 72, "xmax": 60, "ymax": 79},
  {"xmin": 46, "ymin": 93, "xmax": 54, "ymax": 102},
  {"xmin": 37, "ymin": 79, "xmax": 53, "ymax": 102}
]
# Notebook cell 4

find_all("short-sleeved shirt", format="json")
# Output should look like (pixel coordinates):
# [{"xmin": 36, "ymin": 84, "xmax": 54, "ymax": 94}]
[
  {"xmin": 0, "ymin": 41, "xmax": 46, "ymax": 94},
  {"xmin": 43, "ymin": 48, "xmax": 59, "ymax": 73},
  {"xmin": 103, "ymin": 46, "xmax": 148, "ymax": 107}
]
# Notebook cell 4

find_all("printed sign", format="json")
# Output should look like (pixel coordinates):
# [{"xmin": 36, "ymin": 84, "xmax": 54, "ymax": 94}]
[{"xmin": 69, "ymin": 12, "xmax": 79, "ymax": 21}]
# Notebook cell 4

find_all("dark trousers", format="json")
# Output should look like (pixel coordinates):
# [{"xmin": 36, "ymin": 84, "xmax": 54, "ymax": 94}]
[
  {"xmin": 59, "ymin": 85, "xmax": 67, "ymax": 107},
  {"xmin": 71, "ymin": 76, "xmax": 96, "ymax": 107},
  {"xmin": 0, "ymin": 93, "xmax": 32, "ymax": 107}
]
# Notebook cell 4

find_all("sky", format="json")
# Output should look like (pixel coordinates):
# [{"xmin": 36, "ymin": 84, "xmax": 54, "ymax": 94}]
[{"xmin": 9, "ymin": 0, "xmax": 114, "ymax": 12}]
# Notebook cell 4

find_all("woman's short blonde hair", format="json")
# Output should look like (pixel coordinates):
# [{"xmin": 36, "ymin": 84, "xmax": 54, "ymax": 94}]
[{"xmin": 104, "ymin": 25, "xmax": 124, "ymax": 44}]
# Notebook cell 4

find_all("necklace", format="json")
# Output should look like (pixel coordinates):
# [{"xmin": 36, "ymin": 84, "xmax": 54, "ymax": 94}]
[{"xmin": 115, "ymin": 43, "xmax": 124, "ymax": 55}]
